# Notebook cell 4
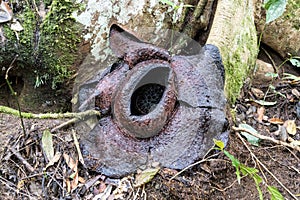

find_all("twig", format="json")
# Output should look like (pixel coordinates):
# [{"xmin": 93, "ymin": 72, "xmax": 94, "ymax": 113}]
[
  {"xmin": 236, "ymin": 132, "xmax": 298, "ymax": 200},
  {"xmin": 169, "ymin": 149, "xmax": 220, "ymax": 181},
  {"xmin": 5, "ymin": 55, "xmax": 26, "ymax": 135},
  {"xmin": 0, "ymin": 176, "xmax": 33, "ymax": 198},
  {"xmin": 72, "ymin": 129, "xmax": 85, "ymax": 166},
  {"xmin": 232, "ymin": 126, "xmax": 300, "ymax": 152},
  {"xmin": 261, "ymin": 47, "xmax": 278, "ymax": 73},
  {"xmin": 51, "ymin": 118, "xmax": 78, "ymax": 132},
  {"xmin": 9, "ymin": 147, "xmax": 35, "ymax": 173},
  {"xmin": 0, "ymin": 105, "xmax": 100, "ymax": 119}
]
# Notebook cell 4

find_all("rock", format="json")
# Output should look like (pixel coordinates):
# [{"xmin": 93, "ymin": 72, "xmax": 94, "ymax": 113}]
[{"xmin": 253, "ymin": 59, "xmax": 275, "ymax": 85}]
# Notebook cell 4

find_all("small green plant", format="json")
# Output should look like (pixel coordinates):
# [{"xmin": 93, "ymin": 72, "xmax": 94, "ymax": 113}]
[{"xmin": 213, "ymin": 139, "xmax": 284, "ymax": 200}]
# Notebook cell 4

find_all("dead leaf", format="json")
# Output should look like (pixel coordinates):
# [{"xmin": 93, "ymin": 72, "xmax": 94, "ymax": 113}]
[
  {"xmin": 276, "ymin": 125, "xmax": 288, "ymax": 142},
  {"xmin": 257, "ymin": 106, "xmax": 265, "ymax": 122},
  {"xmin": 44, "ymin": 152, "xmax": 62, "ymax": 170},
  {"xmin": 42, "ymin": 130, "xmax": 54, "ymax": 161},
  {"xmin": 10, "ymin": 20, "xmax": 23, "ymax": 31},
  {"xmin": 290, "ymin": 140, "xmax": 300, "ymax": 146},
  {"xmin": 251, "ymin": 87, "xmax": 264, "ymax": 99},
  {"xmin": 292, "ymin": 88, "xmax": 300, "ymax": 98},
  {"xmin": 134, "ymin": 167, "xmax": 160, "ymax": 187},
  {"xmin": 93, "ymin": 185, "xmax": 112, "ymax": 200},
  {"xmin": 66, "ymin": 179, "xmax": 71, "ymax": 193},
  {"xmin": 0, "ymin": 1, "xmax": 13, "ymax": 23},
  {"xmin": 78, "ymin": 176, "xmax": 86, "ymax": 184},
  {"xmin": 268, "ymin": 118, "xmax": 284, "ymax": 124},
  {"xmin": 284, "ymin": 120, "xmax": 297, "ymax": 135},
  {"xmin": 17, "ymin": 180, "xmax": 25, "ymax": 190},
  {"xmin": 63, "ymin": 153, "xmax": 79, "ymax": 191},
  {"xmin": 252, "ymin": 99, "xmax": 277, "ymax": 106},
  {"xmin": 63, "ymin": 153, "xmax": 77, "ymax": 171}
]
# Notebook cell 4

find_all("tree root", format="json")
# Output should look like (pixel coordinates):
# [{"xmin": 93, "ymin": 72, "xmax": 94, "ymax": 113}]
[{"xmin": 0, "ymin": 105, "xmax": 100, "ymax": 119}]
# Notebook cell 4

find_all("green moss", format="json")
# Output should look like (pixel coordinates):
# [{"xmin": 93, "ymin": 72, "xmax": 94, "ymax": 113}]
[
  {"xmin": 1, "ymin": 6, "xmax": 36, "ymax": 67},
  {"xmin": 222, "ymin": 15, "xmax": 258, "ymax": 104},
  {"xmin": 283, "ymin": 0, "xmax": 300, "ymax": 30},
  {"xmin": 38, "ymin": 0, "xmax": 83, "ymax": 88},
  {"xmin": 0, "ymin": 0, "xmax": 82, "ymax": 88}
]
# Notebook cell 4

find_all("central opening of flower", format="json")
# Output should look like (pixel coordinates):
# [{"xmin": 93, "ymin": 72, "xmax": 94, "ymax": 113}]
[{"xmin": 131, "ymin": 83, "xmax": 165, "ymax": 115}]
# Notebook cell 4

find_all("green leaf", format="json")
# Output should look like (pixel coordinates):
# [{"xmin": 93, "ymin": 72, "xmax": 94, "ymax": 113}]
[
  {"xmin": 42, "ymin": 130, "xmax": 54, "ymax": 161},
  {"xmin": 213, "ymin": 139, "xmax": 225, "ymax": 150},
  {"xmin": 264, "ymin": 0, "xmax": 287, "ymax": 23},
  {"xmin": 290, "ymin": 58, "xmax": 300, "ymax": 67},
  {"xmin": 240, "ymin": 132, "xmax": 260, "ymax": 146},
  {"xmin": 252, "ymin": 99, "xmax": 277, "ymax": 106},
  {"xmin": 265, "ymin": 72, "xmax": 278, "ymax": 78},
  {"xmin": 239, "ymin": 124, "xmax": 261, "ymax": 146},
  {"xmin": 134, "ymin": 167, "xmax": 160, "ymax": 187},
  {"xmin": 224, "ymin": 150, "xmax": 241, "ymax": 184},
  {"xmin": 240, "ymin": 165, "xmax": 259, "ymax": 176},
  {"xmin": 267, "ymin": 186, "xmax": 284, "ymax": 200},
  {"xmin": 254, "ymin": 174, "xmax": 263, "ymax": 200}
]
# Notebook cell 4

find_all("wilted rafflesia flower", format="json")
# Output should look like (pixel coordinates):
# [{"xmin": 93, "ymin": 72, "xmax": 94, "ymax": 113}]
[{"xmin": 76, "ymin": 25, "xmax": 228, "ymax": 177}]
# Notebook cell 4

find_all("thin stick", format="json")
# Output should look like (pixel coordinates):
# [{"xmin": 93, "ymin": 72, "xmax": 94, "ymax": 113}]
[
  {"xmin": 0, "ymin": 176, "xmax": 33, "ymax": 198},
  {"xmin": 9, "ymin": 147, "xmax": 35, "ymax": 173},
  {"xmin": 169, "ymin": 150, "xmax": 220, "ymax": 181},
  {"xmin": 5, "ymin": 55, "xmax": 26, "ymax": 135},
  {"xmin": 232, "ymin": 126, "xmax": 300, "ymax": 152},
  {"xmin": 72, "ymin": 129, "xmax": 85, "ymax": 166},
  {"xmin": 51, "ymin": 118, "xmax": 78, "ymax": 132},
  {"xmin": 236, "ymin": 132, "xmax": 298, "ymax": 200}
]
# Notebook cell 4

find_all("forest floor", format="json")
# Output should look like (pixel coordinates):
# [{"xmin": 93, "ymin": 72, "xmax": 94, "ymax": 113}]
[{"xmin": 0, "ymin": 49, "xmax": 299, "ymax": 200}]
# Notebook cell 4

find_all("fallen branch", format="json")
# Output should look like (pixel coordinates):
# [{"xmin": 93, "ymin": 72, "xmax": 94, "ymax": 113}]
[
  {"xmin": 232, "ymin": 126, "xmax": 300, "ymax": 152},
  {"xmin": 0, "ymin": 105, "xmax": 100, "ymax": 119}
]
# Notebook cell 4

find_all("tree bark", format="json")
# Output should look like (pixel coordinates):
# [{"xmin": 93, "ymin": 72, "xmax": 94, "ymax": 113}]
[{"xmin": 0, "ymin": 0, "xmax": 258, "ymax": 110}]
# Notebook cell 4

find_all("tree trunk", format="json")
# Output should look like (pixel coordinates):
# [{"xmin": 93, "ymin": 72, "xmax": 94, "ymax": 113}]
[{"xmin": 0, "ymin": 0, "xmax": 258, "ymax": 111}]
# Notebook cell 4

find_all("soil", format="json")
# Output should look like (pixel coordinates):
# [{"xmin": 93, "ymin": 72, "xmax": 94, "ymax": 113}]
[{"xmin": 0, "ymin": 48, "xmax": 300, "ymax": 200}]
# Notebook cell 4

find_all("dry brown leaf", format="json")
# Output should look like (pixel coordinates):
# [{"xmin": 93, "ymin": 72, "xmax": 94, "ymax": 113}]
[
  {"xmin": 78, "ymin": 176, "xmax": 86, "ymax": 184},
  {"xmin": 17, "ymin": 180, "xmax": 25, "ymax": 190},
  {"xmin": 284, "ymin": 120, "xmax": 297, "ymax": 135},
  {"xmin": 70, "ymin": 171, "xmax": 79, "ymax": 191},
  {"xmin": 44, "ymin": 152, "xmax": 62, "ymax": 170},
  {"xmin": 66, "ymin": 179, "xmax": 71, "ymax": 193},
  {"xmin": 251, "ymin": 87, "xmax": 265, "ymax": 99},
  {"xmin": 63, "ymin": 153, "xmax": 79, "ymax": 191},
  {"xmin": 63, "ymin": 153, "xmax": 77, "ymax": 171},
  {"xmin": 268, "ymin": 118, "xmax": 284, "ymax": 124},
  {"xmin": 256, "ymin": 106, "xmax": 265, "ymax": 122}
]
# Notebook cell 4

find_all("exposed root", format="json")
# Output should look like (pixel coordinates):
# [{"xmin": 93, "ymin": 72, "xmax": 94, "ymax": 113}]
[{"xmin": 0, "ymin": 105, "xmax": 100, "ymax": 120}]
